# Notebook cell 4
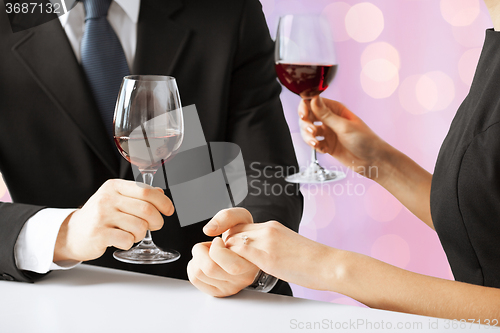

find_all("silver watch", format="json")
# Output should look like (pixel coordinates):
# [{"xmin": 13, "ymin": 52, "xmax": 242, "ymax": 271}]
[{"xmin": 245, "ymin": 270, "xmax": 278, "ymax": 293}]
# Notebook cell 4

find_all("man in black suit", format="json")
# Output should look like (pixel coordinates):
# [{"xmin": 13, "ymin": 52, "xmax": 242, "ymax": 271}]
[{"xmin": 0, "ymin": 0, "xmax": 302, "ymax": 296}]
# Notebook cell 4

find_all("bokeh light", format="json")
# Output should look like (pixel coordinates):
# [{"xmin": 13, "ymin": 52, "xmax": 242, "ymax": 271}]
[
  {"xmin": 345, "ymin": 3, "xmax": 384, "ymax": 43},
  {"xmin": 361, "ymin": 42, "xmax": 400, "ymax": 69},
  {"xmin": 452, "ymin": 12, "xmax": 489, "ymax": 47},
  {"xmin": 399, "ymin": 75, "xmax": 429, "ymax": 115},
  {"xmin": 417, "ymin": 71, "xmax": 455, "ymax": 111},
  {"xmin": 399, "ymin": 72, "xmax": 455, "ymax": 114},
  {"xmin": 440, "ymin": 0, "xmax": 480, "ymax": 27},
  {"xmin": 361, "ymin": 59, "xmax": 399, "ymax": 99}
]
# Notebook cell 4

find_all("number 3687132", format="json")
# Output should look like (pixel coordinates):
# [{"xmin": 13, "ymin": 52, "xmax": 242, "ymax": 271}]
[{"xmin": 5, "ymin": 2, "xmax": 62, "ymax": 14}]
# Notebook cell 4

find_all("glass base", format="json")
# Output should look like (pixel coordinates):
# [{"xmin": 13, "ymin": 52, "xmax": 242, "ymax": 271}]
[
  {"xmin": 286, "ymin": 161, "xmax": 346, "ymax": 184},
  {"xmin": 113, "ymin": 241, "xmax": 180, "ymax": 265}
]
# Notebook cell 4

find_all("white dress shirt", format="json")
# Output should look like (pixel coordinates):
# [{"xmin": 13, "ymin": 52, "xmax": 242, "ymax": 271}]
[{"xmin": 14, "ymin": 0, "xmax": 141, "ymax": 274}]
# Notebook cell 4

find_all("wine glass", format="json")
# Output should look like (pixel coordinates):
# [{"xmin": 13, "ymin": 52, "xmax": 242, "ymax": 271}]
[
  {"xmin": 113, "ymin": 75, "xmax": 183, "ymax": 264},
  {"xmin": 275, "ymin": 14, "xmax": 346, "ymax": 183}
]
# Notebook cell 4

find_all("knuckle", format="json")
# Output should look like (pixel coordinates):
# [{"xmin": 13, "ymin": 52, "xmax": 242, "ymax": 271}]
[
  {"xmin": 94, "ymin": 195, "xmax": 112, "ymax": 216},
  {"xmin": 222, "ymin": 286, "xmax": 239, "ymax": 297},
  {"xmin": 96, "ymin": 192, "xmax": 110, "ymax": 205},
  {"xmin": 103, "ymin": 179, "xmax": 114, "ymax": 188},
  {"xmin": 127, "ymin": 233, "xmax": 135, "ymax": 246},
  {"xmin": 210, "ymin": 286, "xmax": 226, "ymax": 298},
  {"xmin": 202, "ymin": 262, "xmax": 218, "ymax": 278},
  {"xmin": 138, "ymin": 186, "xmax": 152, "ymax": 198},
  {"xmin": 226, "ymin": 262, "xmax": 243, "ymax": 276},
  {"xmin": 149, "ymin": 216, "xmax": 164, "ymax": 231},
  {"xmin": 262, "ymin": 225, "xmax": 279, "ymax": 241},
  {"xmin": 96, "ymin": 192, "xmax": 113, "ymax": 208},
  {"xmin": 264, "ymin": 222, "xmax": 278, "ymax": 234},
  {"xmin": 138, "ymin": 219, "xmax": 149, "ymax": 233},
  {"xmin": 104, "ymin": 179, "xmax": 120, "ymax": 191},
  {"xmin": 140, "ymin": 202, "xmax": 155, "ymax": 216},
  {"xmin": 267, "ymin": 220, "xmax": 281, "ymax": 229},
  {"xmin": 187, "ymin": 261, "xmax": 196, "ymax": 278},
  {"xmin": 193, "ymin": 266, "xmax": 205, "ymax": 281},
  {"xmin": 241, "ymin": 208, "xmax": 253, "ymax": 223},
  {"xmin": 123, "ymin": 233, "xmax": 135, "ymax": 249}
]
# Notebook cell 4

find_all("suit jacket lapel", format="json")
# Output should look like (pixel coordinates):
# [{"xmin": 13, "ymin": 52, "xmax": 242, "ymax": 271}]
[
  {"xmin": 11, "ymin": 18, "xmax": 120, "ymax": 177},
  {"xmin": 133, "ymin": 0, "xmax": 190, "ymax": 76}
]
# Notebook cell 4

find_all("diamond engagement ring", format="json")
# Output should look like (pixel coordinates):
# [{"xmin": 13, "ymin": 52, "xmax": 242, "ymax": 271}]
[{"xmin": 242, "ymin": 235, "xmax": 249, "ymax": 245}]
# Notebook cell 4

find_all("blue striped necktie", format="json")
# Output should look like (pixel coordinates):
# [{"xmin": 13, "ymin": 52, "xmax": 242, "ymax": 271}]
[{"xmin": 80, "ymin": 0, "xmax": 130, "ymax": 139}]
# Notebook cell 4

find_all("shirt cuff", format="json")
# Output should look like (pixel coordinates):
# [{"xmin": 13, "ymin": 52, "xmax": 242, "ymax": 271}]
[{"xmin": 14, "ymin": 208, "xmax": 80, "ymax": 274}]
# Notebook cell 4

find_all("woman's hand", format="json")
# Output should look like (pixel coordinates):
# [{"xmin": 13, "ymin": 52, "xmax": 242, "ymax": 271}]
[
  {"xmin": 299, "ymin": 96, "xmax": 391, "ymax": 182},
  {"xmin": 300, "ymin": 96, "xmax": 434, "ymax": 226},
  {"xmin": 224, "ymin": 221, "xmax": 337, "ymax": 291}
]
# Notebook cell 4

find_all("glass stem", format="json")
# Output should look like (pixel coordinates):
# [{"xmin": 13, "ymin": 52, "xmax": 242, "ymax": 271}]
[
  {"xmin": 311, "ymin": 147, "xmax": 319, "ymax": 165},
  {"xmin": 141, "ymin": 172, "xmax": 155, "ymax": 246}
]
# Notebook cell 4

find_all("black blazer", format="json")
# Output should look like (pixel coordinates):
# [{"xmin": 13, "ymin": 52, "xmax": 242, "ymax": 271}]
[{"xmin": 0, "ymin": 0, "xmax": 303, "ymax": 286}]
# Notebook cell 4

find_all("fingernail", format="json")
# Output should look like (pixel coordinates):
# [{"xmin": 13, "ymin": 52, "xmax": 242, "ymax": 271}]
[
  {"xmin": 299, "ymin": 113, "xmax": 305, "ymax": 119},
  {"xmin": 203, "ymin": 222, "xmax": 218, "ymax": 234},
  {"xmin": 216, "ymin": 237, "xmax": 228, "ymax": 247},
  {"xmin": 306, "ymin": 126, "xmax": 314, "ymax": 133},
  {"xmin": 310, "ymin": 140, "xmax": 317, "ymax": 147}
]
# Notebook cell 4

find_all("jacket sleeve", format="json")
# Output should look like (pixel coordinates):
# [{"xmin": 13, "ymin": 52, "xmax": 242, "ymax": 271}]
[
  {"xmin": 226, "ymin": 0, "xmax": 303, "ymax": 231},
  {"xmin": 0, "ymin": 202, "xmax": 47, "ymax": 282}
]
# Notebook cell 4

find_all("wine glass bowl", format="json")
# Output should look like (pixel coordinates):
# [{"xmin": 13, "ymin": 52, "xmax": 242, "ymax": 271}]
[
  {"xmin": 112, "ymin": 75, "xmax": 183, "ymax": 264},
  {"xmin": 274, "ymin": 63, "xmax": 338, "ymax": 99},
  {"xmin": 275, "ymin": 14, "xmax": 346, "ymax": 183}
]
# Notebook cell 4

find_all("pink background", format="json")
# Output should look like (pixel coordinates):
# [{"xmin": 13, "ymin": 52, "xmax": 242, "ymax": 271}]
[
  {"xmin": 259, "ymin": 0, "xmax": 492, "ymax": 306},
  {"xmin": 0, "ymin": 0, "xmax": 492, "ymax": 307}
]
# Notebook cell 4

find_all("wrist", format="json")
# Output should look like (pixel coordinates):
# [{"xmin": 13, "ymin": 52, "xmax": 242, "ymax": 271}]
[
  {"xmin": 53, "ymin": 211, "xmax": 76, "ymax": 262},
  {"xmin": 373, "ymin": 142, "xmax": 402, "ymax": 188}
]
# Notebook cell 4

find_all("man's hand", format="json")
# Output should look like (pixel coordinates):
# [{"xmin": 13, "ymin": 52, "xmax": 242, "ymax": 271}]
[
  {"xmin": 187, "ymin": 208, "xmax": 260, "ymax": 297},
  {"xmin": 53, "ymin": 179, "xmax": 174, "ymax": 262}
]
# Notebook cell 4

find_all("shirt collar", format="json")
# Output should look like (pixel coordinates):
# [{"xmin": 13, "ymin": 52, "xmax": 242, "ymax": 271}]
[
  {"xmin": 115, "ymin": 0, "xmax": 140, "ymax": 24},
  {"xmin": 58, "ymin": 0, "xmax": 140, "ymax": 27}
]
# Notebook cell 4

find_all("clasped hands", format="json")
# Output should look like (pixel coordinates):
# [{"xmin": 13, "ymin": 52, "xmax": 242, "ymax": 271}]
[{"xmin": 52, "ymin": 178, "xmax": 263, "ymax": 297}]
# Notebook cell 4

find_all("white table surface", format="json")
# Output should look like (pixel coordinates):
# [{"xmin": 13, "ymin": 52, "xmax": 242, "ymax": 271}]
[{"xmin": 0, "ymin": 264, "xmax": 490, "ymax": 333}]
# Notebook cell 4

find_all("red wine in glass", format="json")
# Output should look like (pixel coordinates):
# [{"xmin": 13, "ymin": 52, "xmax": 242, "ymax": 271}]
[
  {"xmin": 275, "ymin": 14, "xmax": 346, "ymax": 183},
  {"xmin": 114, "ymin": 129, "xmax": 182, "ymax": 171},
  {"xmin": 275, "ymin": 63, "xmax": 338, "ymax": 99}
]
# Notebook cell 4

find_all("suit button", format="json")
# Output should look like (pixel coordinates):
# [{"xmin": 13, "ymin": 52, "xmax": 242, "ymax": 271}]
[{"xmin": 1, "ymin": 273, "xmax": 14, "ymax": 281}]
